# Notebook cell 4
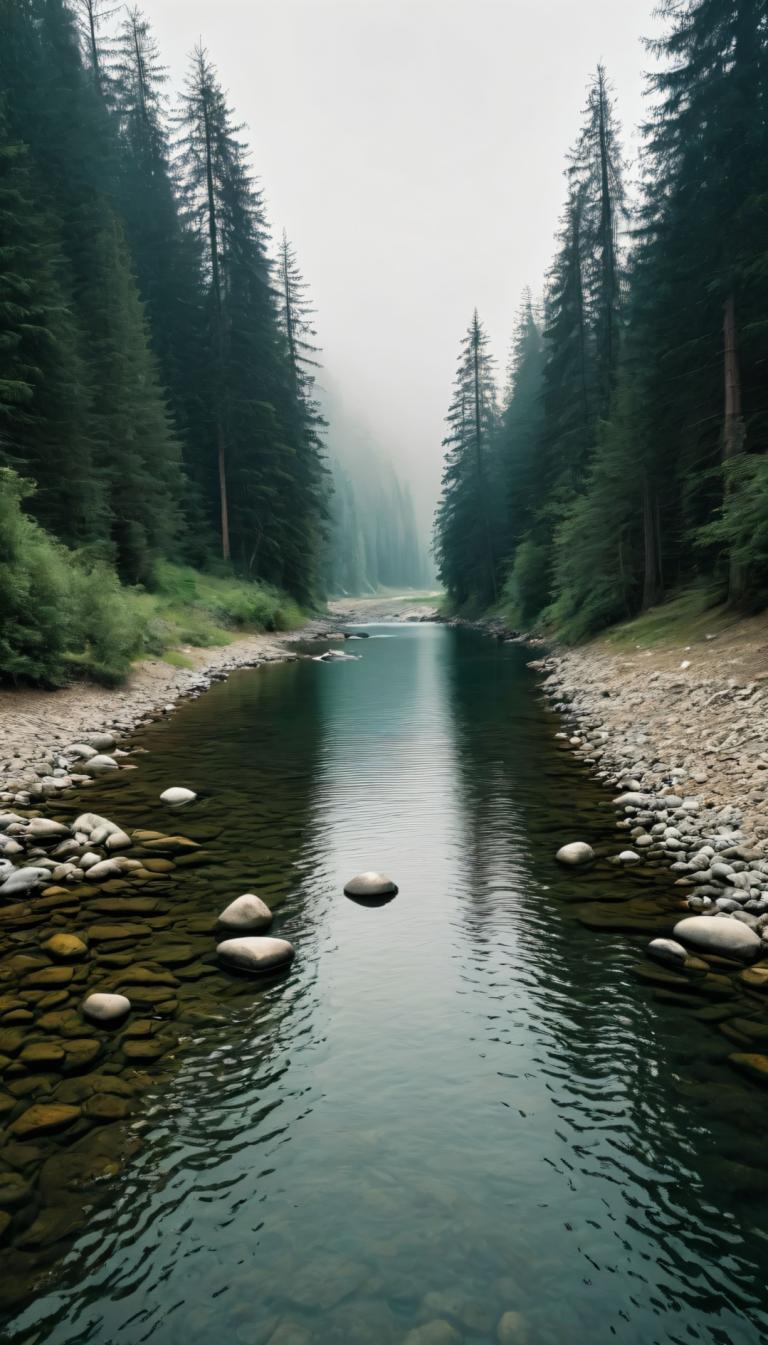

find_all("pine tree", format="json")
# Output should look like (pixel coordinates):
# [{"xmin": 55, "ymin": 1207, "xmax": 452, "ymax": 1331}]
[
  {"xmin": 498, "ymin": 291, "xmax": 546, "ymax": 556},
  {"xmin": 569, "ymin": 65, "xmax": 626, "ymax": 413},
  {"xmin": 275, "ymin": 230, "xmax": 328, "ymax": 601},
  {"xmin": 110, "ymin": 6, "xmax": 209, "ymax": 554},
  {"xmin": 434, "ymin": 311, "xmax": 500, "ymax": 607},
  {"xmin": 639, "ymin": 0, "xmax": 768, "ymax": 603}
]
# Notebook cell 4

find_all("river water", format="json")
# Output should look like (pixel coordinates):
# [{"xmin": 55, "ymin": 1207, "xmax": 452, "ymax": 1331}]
[{"xmin": 4, "ymin": 623, "xmax": 768, "ymax": 1344}]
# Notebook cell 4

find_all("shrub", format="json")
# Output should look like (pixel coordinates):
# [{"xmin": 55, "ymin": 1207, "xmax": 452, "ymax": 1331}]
[
  {"xmin": 501, "ymin": 538, "xmax": 551, "ymax": 628},
  {"xmin": 0, "ymin": 470, "xmax": 72, "ymax": 684}
]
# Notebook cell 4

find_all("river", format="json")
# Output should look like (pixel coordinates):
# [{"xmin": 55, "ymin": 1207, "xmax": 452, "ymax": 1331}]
[{"xmin": 4, "ymin": 622, "xmax": 768, "ymax": 1345}]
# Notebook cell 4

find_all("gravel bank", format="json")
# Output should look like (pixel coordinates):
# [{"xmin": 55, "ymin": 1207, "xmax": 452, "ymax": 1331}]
[
  {"xmin": 0, "ymin": 619, "xmax": 334, "ymax": 806},
  {"xmin": 532, "ymin": 618, "xmax": 768, "ymax": 848}
]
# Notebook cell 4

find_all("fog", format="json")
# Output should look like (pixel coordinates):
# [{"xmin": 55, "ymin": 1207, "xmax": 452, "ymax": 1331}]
[{"xmin": 150, "ymin": 0, "xmax": 663, "ymax": 539}]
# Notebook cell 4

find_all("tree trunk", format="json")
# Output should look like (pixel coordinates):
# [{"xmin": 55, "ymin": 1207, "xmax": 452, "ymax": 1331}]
[
  {"xmin": 723, "ymin": 291, "xmax": 745, "ymax": 600},
  {"xmin": 202, "ymin": 86, "xmax": 230, "ymax": 561},
  {"xmin": 642, "ymin": 474, "xmax": 662, "ymax": 609}
]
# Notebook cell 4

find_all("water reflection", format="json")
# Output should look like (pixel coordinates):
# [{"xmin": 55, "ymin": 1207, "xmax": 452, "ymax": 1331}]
[{"xmin": 3, "ymin": 626, "xmax": 768, "ymax": 1343}]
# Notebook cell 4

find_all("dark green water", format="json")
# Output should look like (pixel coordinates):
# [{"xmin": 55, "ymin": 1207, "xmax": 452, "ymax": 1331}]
[{"xmin": 5, "ymin": 623, "xmax": 768, "ymax": 1345}]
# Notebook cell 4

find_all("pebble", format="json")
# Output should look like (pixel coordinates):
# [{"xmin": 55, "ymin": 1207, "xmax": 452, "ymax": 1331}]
[
  {"xmin": 160, "ymin": 787, "xmax": 197, "ymax": 806},
  {"xmin": 343, "ymin": 872, "xmax": 399, "ymax": 899},
  {"xmin": 81, "ymin": 992, "xmax": 132, "ymax": 1025},
  {"xmin": 555, "ymin": 842, "xmax": 594, "ymax": 867},
  {"xmin": 217, "ymin": 894, "xmax": 273, "ymax": 933},
  {"xmin": 216, "ymin": 936, "xmax": 296, "ymax": 974}
]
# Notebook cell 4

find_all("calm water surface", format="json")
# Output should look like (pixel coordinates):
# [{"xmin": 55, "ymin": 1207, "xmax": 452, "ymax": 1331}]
[{"xmin": 6, "ymin": 624, "xmax": 768, "ymax": 1344}]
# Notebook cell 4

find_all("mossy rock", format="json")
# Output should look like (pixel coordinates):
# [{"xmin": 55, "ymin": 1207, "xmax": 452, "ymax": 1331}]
[
  {"xmin": 113, "ymin": 966, "xmax": 179, "ymax": 988},
  {"xmin": 121, "ymin": 1035, "xmax": 176, "ymax": 1063},
  {"xmin": 61, "ymin": 1039, "xmax": 102, "ymax": 1071},
  {"xmin": 20, "ymin": 966, "xmax": 74, "ymax": 989},
  {"xmin": 88, "ymin": 896, "xmax": 160, "ymax": 915},
  {"xmin": 728, "ymin": 1017, "xmax": 768, "ymax": 1042},
  {"xmin": 0, "ymin": 1171, "xmax": 32, "ymax": 1209},
  {"xmin": 39, "ymin": 1148, "xmax": 120, "ymax": 1201},
  {"xmin": 84, "ymin": 1092, "xmax": 131, "ymax": 1123},
  {"xmin": 40, "ymin": 934, "xmax": 88, "ymax": 962},
  {"xmin": 729, "ymin": 1053, "xmax": 768, "ymax": 1085},
  {"xmin": 11, "ymin": 1103, "xmax": 81, "ymax": 1138},
  {"xmin": 86, "ymin": 923, "xmax": 152, "ymax": 942},
  {"xmin": 140, "ymin": 858, "xmax": 175, "ymax": 874},
  {"xmin": 19, "ymin": 1041, "xmax": 66, "ymax": 1069},
  {"xmin": 16, "ymin": 1203, "xmax": 84, "ymax": 1249}
]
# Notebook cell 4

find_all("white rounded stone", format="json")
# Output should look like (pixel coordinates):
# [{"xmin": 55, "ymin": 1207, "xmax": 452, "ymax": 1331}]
[
  {"xmin": 555, "ymin": 842, "xmax": 594, "ymax": 867},
  {"xmin": 81, "ymin": 992, "xmax": 131, "ymax": 1024},
  {"xmin": 81, "ymin": 755, "xmax": 119, "ymax": 776},
  {"xmin": 65, "ymin": 743, "xmax": 99, "ymax": 761},
  {"xmin": 673, "ymin": 914, "xmax": 761, "ymax": 961},
  {"xmin": 217, "ymin": 893, "xmax": 273, "ymax": 934},
  {"xmin": 85, "ymin": 858, "xmax": 123, "ymax": 881},
  {"xmin": 343, "ymin": 871, "xmax": 399, "ymax": 898},
  {"xmin": 0, "ymin": 867, "xmax": 49, "ymax": 896},
  {"xmin": 216, "ymin": 936, "xmax": 295, "ymax": 974},
  {"xmin": 160, "ymin": 787, "xmax": 197, "ymax": 806},
  {"xmin": 26, "ymin": 819, "xmax": 70, "ymax": 840},
  {"xmin": 647, "ymin": 937, "xmax": 688, "ymax": 966},
  {"xmin": 105, "ymin": 830, "xmax": 132, "ymax": 851},
  {"xmin": 617, "ymin": 850, "xmax": 641, "ymax": 864}
]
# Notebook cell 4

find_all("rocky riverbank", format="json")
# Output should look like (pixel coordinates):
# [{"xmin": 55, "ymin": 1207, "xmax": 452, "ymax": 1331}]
[
  {"xmin": 0, "ymin": 618, "xmax": 335, "ymax": 809},
  {"xmin": 525, "ymin": 617, "xmax": 768, "ymax": 963}
]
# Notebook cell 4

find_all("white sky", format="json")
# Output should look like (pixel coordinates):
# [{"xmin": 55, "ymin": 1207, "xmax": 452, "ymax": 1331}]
[{"xmin": 149, "ymin": 0, "xmax": 664, "ymax": 533}]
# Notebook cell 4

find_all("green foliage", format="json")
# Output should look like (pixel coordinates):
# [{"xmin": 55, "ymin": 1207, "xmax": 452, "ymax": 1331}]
[
  {"xmin": 0, "ymin": 471, "xmax": 71, "ymax": 684},
  {"xmin": 500, "ymin": 539, "xmax": 551, "ymax": 629},
  {"xmin": 0, "ymin": 473, "xmax": 306, "ymax": 686}
]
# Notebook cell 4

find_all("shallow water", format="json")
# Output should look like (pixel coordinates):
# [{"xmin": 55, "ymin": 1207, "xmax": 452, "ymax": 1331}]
[{"xmin": 4, "ymin": 623, "xmax": 768, "ymax": 1344}]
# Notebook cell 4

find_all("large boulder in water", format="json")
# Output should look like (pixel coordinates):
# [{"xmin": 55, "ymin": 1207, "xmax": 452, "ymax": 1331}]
[
  {"xmin": 343, "ymin": 872, "xmax": 398, "ymax": 902},
  {"xmin": 217, "ymin": 893, "xmax": 273, "ymax": 934},
  {"xmin": 216, "ymin": 936, "xmax": 295, "ymax": 974},
  {"xmin": 673, "ymin": 914, "xmax": 761, "ymax": 961},
  {"xmin": 555, "ymin": 842, "xmax": 594, "ymax": 867}
]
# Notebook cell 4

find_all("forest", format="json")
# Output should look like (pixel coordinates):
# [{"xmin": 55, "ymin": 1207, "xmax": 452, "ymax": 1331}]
[
  {"xmin": 434, "ymin": 0, "xmax": 768, "ymax": 639},
  {"xmin": 0, "ymin": 0, "xmax": 424, "ymax": 684}
]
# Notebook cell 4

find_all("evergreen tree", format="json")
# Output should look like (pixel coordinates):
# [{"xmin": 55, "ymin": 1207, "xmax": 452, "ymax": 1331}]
[
  {"xmin": 434, "ymin": 311, "xmax": 501, "ymax": 608},
  {"xmin": 498, "ymin": 291, "xmax": 546, "ymax": 557}
]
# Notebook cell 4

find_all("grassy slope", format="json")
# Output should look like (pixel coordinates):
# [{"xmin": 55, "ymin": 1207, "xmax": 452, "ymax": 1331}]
[{"xmin": 68, "ymin": 562, "xmax": 309, "ymax": 685}]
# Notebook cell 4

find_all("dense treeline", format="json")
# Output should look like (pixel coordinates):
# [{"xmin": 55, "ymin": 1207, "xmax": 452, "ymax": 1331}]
[
  {"xmin": 435, "ymin": 0, "xmax": 768, "ymax": 637},
  {"xmin": 0, "ymin": 0, "xmax": 326, "ymax": 610}
]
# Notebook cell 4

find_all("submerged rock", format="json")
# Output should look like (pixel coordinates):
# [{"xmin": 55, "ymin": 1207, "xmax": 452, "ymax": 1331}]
[
  {"xmin": 343, "ymin": 872, "xmax": 399, "ymax": 899},
  {"xmin": 216, "ymin": 936, "xmax": 295, "ymax": 974},
  {"xmin": 11, "ymin": 1103, "xmax": 81, "ymax": 1138},
  {"xmin": 160, "ymin": 787, "xmax": 197, "ymax": 806},
  {"xmin": 41, "ymin": 933, "xmax": 88, "ymax": 962},
  {"xmin": 217, "ymin": 893, "xmax": 273, "ymax": 933},
  {"xmin": 81, "ymin": 992, "xmax": 131, "ymax": 1025},
  {"xmin": 555, "ymin": 842, "xmax": 594, "ymax": 867},
  {"xmin": 673, "ymin": 914, "xmax": 761, "ymax": 961}
]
